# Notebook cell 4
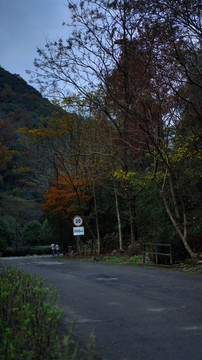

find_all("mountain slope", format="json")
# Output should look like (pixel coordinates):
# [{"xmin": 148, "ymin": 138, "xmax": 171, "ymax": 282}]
[{"xmin": 0, "ymin": 67, "xmax": 57, "ymax": 227}]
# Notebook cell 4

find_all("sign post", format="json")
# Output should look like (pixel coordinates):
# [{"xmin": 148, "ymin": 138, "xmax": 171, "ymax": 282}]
[{"xmin": 72, "ymin": 216, "xmax": 84, "ymax": 254}]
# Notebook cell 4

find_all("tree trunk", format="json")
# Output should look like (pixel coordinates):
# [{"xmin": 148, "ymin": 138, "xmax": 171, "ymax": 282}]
[
  {"xmin": 92, "ymin": 181, "xmax": 101, "ymax": 255},
  {"xmin": 160, "ymin": 190, "xmax": 196, "ymax": 259},
  {"xmin": 129, "ymin": 198, "xmax": 138, "ymax": 243},
  {"xmin": 114, "ymin": 184, "xmax": 123, "ymax": 250},
  {"xmin": 81, "ymin": 214, "xmax": 96, "ymax": 240},
  {"xmin": 160, "ymin": 170, "xmax": 197, "ymax": 259},
  {"xmin": 76, "ymin": 235, "xmax": 81, "ymax": 254},
  {"xmin": 169, "ymin": 176, "xmax": 180, "ymax": 220}
]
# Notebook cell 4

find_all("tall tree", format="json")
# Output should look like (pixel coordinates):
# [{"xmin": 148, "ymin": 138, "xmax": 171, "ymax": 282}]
[{"xmin": 29, "ymin": 0, "xmax": 201, "ymax": 257}]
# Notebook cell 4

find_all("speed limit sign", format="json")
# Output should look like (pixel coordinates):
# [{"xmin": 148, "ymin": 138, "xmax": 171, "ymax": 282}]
[{"xmin": 72, "ymin": 215, "xmax": 83, "ymax": 227}]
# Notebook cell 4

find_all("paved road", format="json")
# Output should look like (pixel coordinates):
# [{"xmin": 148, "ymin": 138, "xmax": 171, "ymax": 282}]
[{"xmin": 1, "ymin": 256, "xmax": 202, "ymax": 360}]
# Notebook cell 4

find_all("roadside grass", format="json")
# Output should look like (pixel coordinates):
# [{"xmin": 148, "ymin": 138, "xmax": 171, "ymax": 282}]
[
  {"xmin": 0, "ymin": 265, "xmax": 97, "ymax": 360},
  {"xmin": 68, "ymin": 254, "xmax": 202, "ymax": 274},
  {"xmin": 101, "ymin": 255, "xmax": 142, "ymax": 265},
  {"xmin": 68, "ymin": 254, "xmax": 143, "ymax": 266},
  {"xmin": 96, "ymin": 255, "xmax": 172, "ymax": 268},
  {"xmin": 97, "ymin": 255, "xmax": 202, "ymax": 273}
]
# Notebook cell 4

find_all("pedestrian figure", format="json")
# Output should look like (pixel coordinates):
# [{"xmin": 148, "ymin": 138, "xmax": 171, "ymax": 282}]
[
  {"xmin": 51, "ymin": 243, "xmax": 55, "ymax": 256},
  {"xmin": 56, "ymin": 244, "xmax": 60, "ymax": 256}
]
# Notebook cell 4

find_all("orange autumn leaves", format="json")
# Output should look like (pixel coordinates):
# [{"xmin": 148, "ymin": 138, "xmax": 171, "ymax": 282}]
[{"xmin": 41, "ymin": 175, "xmax": 91, "ymax": 218}]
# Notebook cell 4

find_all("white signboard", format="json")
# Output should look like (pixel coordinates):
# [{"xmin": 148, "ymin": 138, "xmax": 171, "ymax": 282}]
[{"xmin": 73, "ymin": 226, "xmax": 85, "ymax": 236}]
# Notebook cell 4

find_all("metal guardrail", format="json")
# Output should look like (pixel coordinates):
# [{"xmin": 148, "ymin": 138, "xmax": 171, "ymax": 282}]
[{"xmin": 143, "ymin": 243, "xmax": 173, "ymax": 265}]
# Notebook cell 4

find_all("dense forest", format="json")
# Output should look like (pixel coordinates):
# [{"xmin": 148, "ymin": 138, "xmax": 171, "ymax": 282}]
[
  {"xmin": 0, "ymin": 0, "xmax": 201, "ymax": 261},
  {"xmin": 0, "ymin": 67, "xmax": 59, "ymax": 252}
]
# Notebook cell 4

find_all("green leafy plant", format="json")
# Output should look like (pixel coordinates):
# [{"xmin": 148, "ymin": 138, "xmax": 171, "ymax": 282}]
[
  {"xmin": 0, "ymin": 265, "xmax": 97, "ymax": 360},
  {"xmin": 0, "ymin": 266, "xmax": 64, "ymax": 360}
]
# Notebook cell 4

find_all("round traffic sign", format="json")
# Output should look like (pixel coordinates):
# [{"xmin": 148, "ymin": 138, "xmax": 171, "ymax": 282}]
[{"xmin": 72, "ymin": 215, "xmax": 83, "ymax": 227}]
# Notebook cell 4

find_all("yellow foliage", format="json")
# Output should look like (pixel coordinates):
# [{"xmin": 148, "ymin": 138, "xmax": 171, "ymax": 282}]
[
  {"xmin": 19, "ymin": 114, "xmax": 75, "ymax": 145},
  {"xmin": 114, "ymin": 169, "xmax": 154, "ymax": 187},
  {"xmin": 10, "ymin": 150, "xmax": 21, "ymax": 156},
  {"xmin": 26, "ymin": 182, "xmax": 36, "ymax": 187},
  {"xmin": 12, "ymin": 167, "xmax": 33, "ymax": 174},
  {"xmin": 172, "ymin": 134, "xmax": 201, "ymax": 163}
]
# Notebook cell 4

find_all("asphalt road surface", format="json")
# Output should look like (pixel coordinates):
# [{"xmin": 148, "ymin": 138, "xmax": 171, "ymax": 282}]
[{"xmin": 1, "ymin": 256, "xmax": 202, "ymax": 360}]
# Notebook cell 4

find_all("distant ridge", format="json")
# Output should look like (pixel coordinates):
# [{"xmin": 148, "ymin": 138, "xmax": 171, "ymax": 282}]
[{"xmin": 0, "ymin": 66, "xmax": 55, "ymax": 127}]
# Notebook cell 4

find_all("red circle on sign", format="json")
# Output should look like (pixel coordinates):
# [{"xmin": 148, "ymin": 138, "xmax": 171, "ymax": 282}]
[{"xmin": 72, "ymin": 215, "xmax": 83, "ymax": 227}]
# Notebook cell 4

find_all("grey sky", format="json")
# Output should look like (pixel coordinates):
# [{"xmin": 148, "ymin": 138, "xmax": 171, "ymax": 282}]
[{"xmin": 0, "ymin": 0, "xmax": 71, "ymax": 86}]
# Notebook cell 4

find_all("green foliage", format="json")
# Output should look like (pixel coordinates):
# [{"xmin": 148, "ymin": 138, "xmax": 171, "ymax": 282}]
[
  {"xmin": 40, "ymin": 219, "xmax": 54, "ymax": 245},
  {"xmin": 0, "ymin": 266, "xmax": 64, "ymax": 360},
  {"xmin": 0, "ymin": 218, "xmax": 14, "ymax": 246},
  {"xmin": 0, "ymin": 266, "xmax": 97, "ymax": 360},
  {"xmin": 47, "ymin": 214, "xmax": 73, "ymax": 254},
  {"xmin": 0, "ymin": 237, "xmax": 7, "ymax": 253},
  {"xmin": 0, "ymin": 67, "xmax": 56, "ymax": 119},
  {"xmin": 0, "ymin": 194, "xmax": 44, "ymax": 229},
  {"xmin": 3, "ymin": 246, "xmax": 51, "ymax": 257},
  {"xmin": 101, "ymin": 255, "xmax": 142, "ymax": 265},
  {"xmin": 114, "ymin": 169, "xmax": 153, "ymax": 189},
  {"xmin": 0, "ymin": 67, "xmax": 61, "ymax": 232},
  {"xmin": 21, "ymin": 220, "xmax": 42, "ymax": 246}
]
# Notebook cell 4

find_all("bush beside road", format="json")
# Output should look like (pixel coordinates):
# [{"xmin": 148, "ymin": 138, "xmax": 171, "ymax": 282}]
[{"xmin": 0, "ymin": 265, "xmax": 96, "ymax": 360}]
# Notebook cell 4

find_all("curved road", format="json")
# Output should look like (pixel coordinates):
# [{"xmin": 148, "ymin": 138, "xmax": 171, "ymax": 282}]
[{"xmin": 1, "ymin": 256, "xmax": 202, "ymax": 360}]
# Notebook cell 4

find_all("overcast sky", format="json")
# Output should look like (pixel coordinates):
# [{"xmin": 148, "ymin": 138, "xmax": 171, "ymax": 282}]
[{"xmin": 0, "ymin": 0, "xmax": 71, "ymax": 87}]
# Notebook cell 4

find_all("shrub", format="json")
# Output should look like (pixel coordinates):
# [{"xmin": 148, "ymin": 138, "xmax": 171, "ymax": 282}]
[
  {"xmin": 0, "ymin": 266, "xmax": 97, "ymax": 360},
  {"xmin": 3, "ymin": 246, "xmax": 52, "ymax": 257},
  {"xmin": 2, "ymin": 246, "xmax": 28, "ymax": 257},
  {"xmin": 0, "ymin": 266, "xmax": 64, "ymax": 360},
  {"xmin": 32, "ymin": 245, "xmax": 52, "ymax": 255}
]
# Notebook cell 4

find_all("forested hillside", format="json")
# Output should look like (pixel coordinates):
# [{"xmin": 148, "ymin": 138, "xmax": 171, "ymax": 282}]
[
  {"xmin": 0, "ymin": 0, "xmax": 201, "ymax": 261},
  {"xmin": 0, "ymin": 67, "xmax": 58, "ymax": 251}
]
